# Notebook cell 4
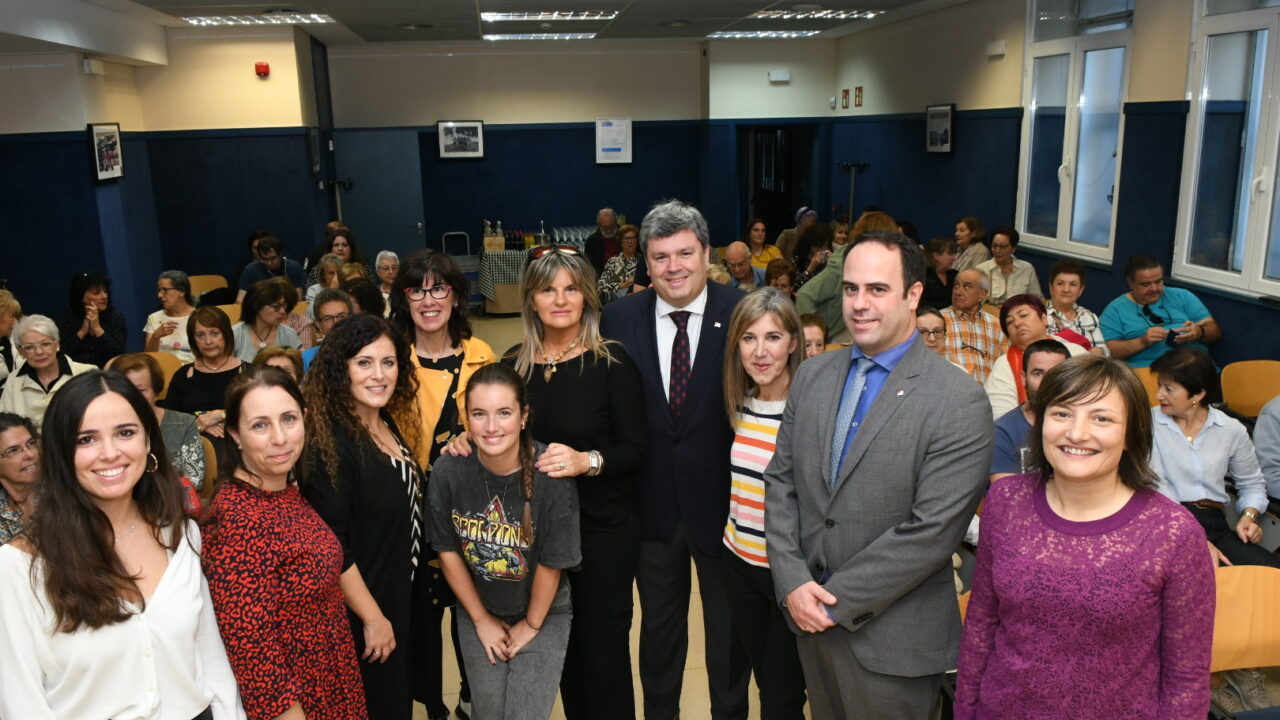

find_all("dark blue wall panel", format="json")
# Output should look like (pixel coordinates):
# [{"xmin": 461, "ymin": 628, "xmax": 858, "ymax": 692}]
[
  {"xmin": 418, "ymin": 122, "xmax": 702, "ymax": 244},
  {"xmin": 146, "ymin": 130, "xmax": 329, "ymax": 282}
]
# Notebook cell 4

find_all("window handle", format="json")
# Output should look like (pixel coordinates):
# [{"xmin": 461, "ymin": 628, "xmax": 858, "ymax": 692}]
[
  {"xmin": 1058, "ymin": 163, "xmax": 1072, "ymax": 184},
  {"xmin": 1253, "ymin": 169, "xmax": 1270, "ymax": 195}
]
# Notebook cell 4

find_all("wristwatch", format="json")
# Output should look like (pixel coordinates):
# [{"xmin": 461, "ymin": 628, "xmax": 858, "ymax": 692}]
[
  {"xmin": 586, "ymin": 450, "xmax": 603, "ymax": 477},
  {"xmin": 1243, "ymin": 509, "xmax": 1260, "ymax": 522}
]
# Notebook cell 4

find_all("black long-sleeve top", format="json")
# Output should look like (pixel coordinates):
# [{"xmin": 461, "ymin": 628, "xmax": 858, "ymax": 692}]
[
  {"xmin": 503, "ymin": 344, "xmax": 647, "ymax": 530},
  {"xmin": 55, "ymin": 308, "xmax": 127, "ymax": 367}
]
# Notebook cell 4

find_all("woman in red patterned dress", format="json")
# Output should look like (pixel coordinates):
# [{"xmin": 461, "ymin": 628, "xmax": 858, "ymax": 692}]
[{"xmin": 202, "ymin": 366, "xmax": 367, "ymax": 719}]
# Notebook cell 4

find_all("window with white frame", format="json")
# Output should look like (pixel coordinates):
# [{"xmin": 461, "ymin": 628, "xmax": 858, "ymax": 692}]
[
  {"xmin": 1016, "ymin": 0, "xmax": 1133, "ymax": 262},
  {"xmin": 1174, "ymin": 2, "xmax": 1280, "ymax": 297}
]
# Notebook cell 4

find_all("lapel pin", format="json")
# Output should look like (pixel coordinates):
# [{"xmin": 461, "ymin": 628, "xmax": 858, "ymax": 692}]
[
  {"xmin": 896, "ymin": 389, "xmax": 905, "ymax": 397},
  {"xmin": 714, "ymin": 322, "xmax": 722, "ymax": 328}
]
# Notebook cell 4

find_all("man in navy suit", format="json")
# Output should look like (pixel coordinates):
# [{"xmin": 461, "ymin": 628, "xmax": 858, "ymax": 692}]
[{"xmin": 602, "ymin": 200, "xmax": 750, "ymax": 720}]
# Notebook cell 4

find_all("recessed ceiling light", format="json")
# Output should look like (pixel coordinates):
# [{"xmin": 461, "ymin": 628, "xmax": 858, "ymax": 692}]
[
  {"xmin": 481, "ymin": 11, "xmax": 618, "ymax": 22},
  {"xmin": 751, "ymin": 9, "xmax": 883, "ymax": 20},
  {"xmin": 183, "ymin": 12, "xmax": 333, "ymax": 26},
  {"xmin": 483, "ymin": 32, "xmax": 597, "ymax": 40},
  {"xmin": 707, "ymin": 30, "xmax": 822, "ymax": 38}
]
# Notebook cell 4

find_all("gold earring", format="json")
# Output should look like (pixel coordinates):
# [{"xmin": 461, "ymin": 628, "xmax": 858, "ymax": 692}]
[{"xmin": 145, "ymin": 452, "xmax": 159, "ymax": 473}]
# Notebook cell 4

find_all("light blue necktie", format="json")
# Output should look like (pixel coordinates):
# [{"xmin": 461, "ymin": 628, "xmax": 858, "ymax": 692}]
[{"xmin": 830, "ymin": 357, "xmax": 875, "ymax": 487}]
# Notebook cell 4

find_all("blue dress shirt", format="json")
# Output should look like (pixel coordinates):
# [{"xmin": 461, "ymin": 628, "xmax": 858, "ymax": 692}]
[
  {"xmin": 836, "ymin": 332, "xmax": 919, "ymax": 473},
  {"xmin": 1149, "ymin": 406, "xmax": 1268, "ymax": 514}
]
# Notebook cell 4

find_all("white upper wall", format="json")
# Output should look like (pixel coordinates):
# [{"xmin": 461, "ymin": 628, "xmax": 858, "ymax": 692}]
[
  {"xmin": 0, "ymin": 0, "xmax": 167, "ymax": 66},
  {"xmin": 708, "ymin": 40, "xmax": 837, "ymax": 119},
  {"xmin": 327, "ymin": 41, "xmax": 704, "ymax": 127}
]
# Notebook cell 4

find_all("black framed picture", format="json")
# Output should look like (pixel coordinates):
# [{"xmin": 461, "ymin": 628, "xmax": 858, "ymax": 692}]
[
  {"xmin": 438, "ymin": 121, "xmax": 484, "ymax": 159},
  {"xmin": 89, "ymin": 122, "xmax": 124, "ymax": 180},
  {"xmin": 926, "ymin": 104, "xmax": 954, "ymax": 154}
]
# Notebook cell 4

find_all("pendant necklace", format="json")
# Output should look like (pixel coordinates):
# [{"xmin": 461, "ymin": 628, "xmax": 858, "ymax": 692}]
[
  {"xmin": 542, "ymin": 340, "xmax": 578, "ymax": 383},
  {"xmin": 250, "ymin": 322, "xmax": 273, "ymax": 349},
  {"xmin": 113, "ymin": 509, "xmax": 139, "ymax": 545}
]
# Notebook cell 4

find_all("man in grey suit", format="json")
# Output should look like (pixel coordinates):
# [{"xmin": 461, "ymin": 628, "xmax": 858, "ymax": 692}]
[{"xmin": 765, "ymin": 230, "xmax": 991, "ymax": 719}]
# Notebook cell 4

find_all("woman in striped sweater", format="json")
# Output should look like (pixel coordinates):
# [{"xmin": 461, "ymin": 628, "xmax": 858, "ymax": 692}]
[{"xmin": 721, "ymin": 288, "xmax": 808, "ymax": 720}]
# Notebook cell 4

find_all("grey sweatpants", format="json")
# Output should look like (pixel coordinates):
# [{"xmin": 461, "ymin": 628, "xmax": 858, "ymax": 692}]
[{"xmin": 457, "ymin": 610, "xmax": 572, "ymax": 720}]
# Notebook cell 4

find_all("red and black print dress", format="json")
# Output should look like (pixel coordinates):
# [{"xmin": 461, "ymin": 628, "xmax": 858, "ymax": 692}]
[{"xmin": 202, "ymin": 480, "xmax": 367, "ymax": 720}]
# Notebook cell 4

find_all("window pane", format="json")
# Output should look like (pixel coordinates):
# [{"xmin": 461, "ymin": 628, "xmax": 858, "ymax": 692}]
[
  {"xmin": 1189, "ymin": 30, "xmax": 1266, "ymax": 272},
  {"xmin": 1069, "ymin": 47, "xmax": 1125, "ymax": 247},
  {"xmin": 1206, "ymin": 0, "xmax": 1280, "ymax": 17},
  {"xmin": 1025, "ymin": 55, "xmax": 1070, "ymax": 237},
  {"xmin": 1034, "ymin": 0, "xmax": 1134, "ymax": 42}
]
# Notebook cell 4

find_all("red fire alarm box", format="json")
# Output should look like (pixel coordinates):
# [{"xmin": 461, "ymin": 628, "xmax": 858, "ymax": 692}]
[{"xmin": 255, "ymin": 61, "xmax": 270, "ymax": 78}]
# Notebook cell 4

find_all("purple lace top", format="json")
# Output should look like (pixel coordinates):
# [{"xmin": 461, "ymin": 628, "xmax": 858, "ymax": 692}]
[{"xmin": 955, "ymin": 474, "xmax": 1214, "ymax": 720}]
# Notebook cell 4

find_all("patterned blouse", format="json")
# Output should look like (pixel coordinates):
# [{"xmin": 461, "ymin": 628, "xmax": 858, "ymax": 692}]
[
  {"xmin": 598, "ymin": 254, "xmax": 640, "ymax": 295},
  {"xmin": 0, "ymin": 486, "xmax": 23, "ymax": 546}
]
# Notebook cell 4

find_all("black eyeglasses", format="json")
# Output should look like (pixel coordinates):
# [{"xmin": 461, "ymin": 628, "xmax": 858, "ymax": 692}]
[
  {"xmin": 528, "ymin": 244, "xmax": 580, "ymax": 260},
  {"xmin": 0, "ymin": 437, "xmax": 37, "ymax": 460},
  {"xmin": 917, "ymin": 329, "xmax": 947, "ymax": 339},
  {"xmin": 1141, "ymin": 304, "xmax": 1166, "ymax": 325},
  {"xmin": 317, "ymin": 312, "xmax": 350, "ymax": 325},
  {"xmin": 404, "ymin": 283, "xmax": 452, "ymax": 301}
]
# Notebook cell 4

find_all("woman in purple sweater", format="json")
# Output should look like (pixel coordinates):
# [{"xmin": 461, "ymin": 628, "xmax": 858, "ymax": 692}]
[{"xmin": 955, "ymin": 355, "xmax": 1215, "ymax": 719}]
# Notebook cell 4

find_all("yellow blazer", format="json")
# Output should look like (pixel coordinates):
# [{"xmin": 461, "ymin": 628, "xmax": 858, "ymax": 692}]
[{"xmin": 410, "ymin": 336, "xmax": 495, "ymax": 470}]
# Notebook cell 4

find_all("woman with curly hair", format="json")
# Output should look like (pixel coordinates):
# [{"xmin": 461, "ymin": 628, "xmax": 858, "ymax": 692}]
[{"xmin": 301, "ymin": 313, "xmax": 423, "ymax": 720}]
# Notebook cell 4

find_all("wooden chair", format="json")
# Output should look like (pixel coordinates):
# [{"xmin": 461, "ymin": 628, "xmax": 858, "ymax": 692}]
[
  {"xmin": 199, "ymin": 436, "xmax": 218, "ymax": 505},
  {"xmin": 1210, "ymin": 565, "xmax": 1280, "ymax": 675},
  {"xmin": 293, "ymin": 300, "xmax": 309, "ymax": 317},
  {"xmin": 982, "ymin": 304, "xmax": 1002, "ymax": 319},
  {"xmin": 1130, "ymin": 366, "xmax": 1160, "ymax": 408},
  {"xmin": 215, "ymin": 303, "xmax": 241, "ymax": 325},
  {"xmin": 143, "ymin": 352, "xmax": 183, "ymax": 400},
  {"xmin": 1221, "ymin": 360, "xmax": 1280, "ymax": 418},
  {"xmin": 188, "ymin": 275, "xmax": 228, "ymax": 297}
]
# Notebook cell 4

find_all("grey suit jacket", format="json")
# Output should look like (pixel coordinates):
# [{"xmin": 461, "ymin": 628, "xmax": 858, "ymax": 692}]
[{"xmin": 764, "ymin": 337, "xmax": 992, "ymax": 677}]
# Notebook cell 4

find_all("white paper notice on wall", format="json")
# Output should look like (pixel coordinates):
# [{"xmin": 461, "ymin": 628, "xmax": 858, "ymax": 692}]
[{"xmin": 596, "ymin": 117, "xmax": 632, "ymax": 164}]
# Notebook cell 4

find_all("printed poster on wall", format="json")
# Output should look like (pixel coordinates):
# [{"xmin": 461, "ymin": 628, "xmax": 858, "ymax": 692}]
[{"xmin": 596, "ymin": 117, "xmax": 632, "ymax": 164}]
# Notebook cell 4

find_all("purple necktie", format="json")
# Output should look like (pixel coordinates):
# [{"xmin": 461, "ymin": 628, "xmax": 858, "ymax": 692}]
[{"xmin": 668, "ymin": 311, "xmax": 691, "ymax": 420}]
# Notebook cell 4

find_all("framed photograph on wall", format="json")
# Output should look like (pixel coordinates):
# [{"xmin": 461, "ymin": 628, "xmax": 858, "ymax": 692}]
[
  {"xmin": 926, "ymin": 104, "xmax": 954, "ymax": 154},
  {"xmin": 89, "ymin": 122, "xmax": 124, "ymax": 180},
  {"xmin": 438, "ymin": 121, "xmax": 484, "ymax": 159}
]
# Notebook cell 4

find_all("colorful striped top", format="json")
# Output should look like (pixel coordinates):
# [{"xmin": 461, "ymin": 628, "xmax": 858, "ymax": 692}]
[{"xmin": 723, "ymin": 397, "xmax": 786, "ymax": 567}]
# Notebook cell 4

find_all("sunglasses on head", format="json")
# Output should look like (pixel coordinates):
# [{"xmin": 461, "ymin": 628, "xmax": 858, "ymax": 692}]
[{"xmin": 528, "ymin": 244, "xmax": 580, "ymax": 260}]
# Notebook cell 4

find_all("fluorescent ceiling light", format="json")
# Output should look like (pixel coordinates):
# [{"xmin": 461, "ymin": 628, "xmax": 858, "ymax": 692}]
[
  {"xmin": 707, "ymin": 30, "xmax": 822, "ymax": 38},
  {"xmin": 483, "ymin": 33, "xmax": 597, "ymax": 40},
  {"xmin": 481, "ymin": 11, "xmax": 618, "ymax": 22},
  {"xmin": 750, "ymin": 10, "xmax": 883, "ymax": 19},
  {"xmin": 183, "ymin": 13, "xmax": 333, "ymax": 26}
]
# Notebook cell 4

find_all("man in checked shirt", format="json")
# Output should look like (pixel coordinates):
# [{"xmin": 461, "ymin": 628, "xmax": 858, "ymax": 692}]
[{"xmin": 941, "ymin": 269, "xmax": 1008, "ymax": 383}]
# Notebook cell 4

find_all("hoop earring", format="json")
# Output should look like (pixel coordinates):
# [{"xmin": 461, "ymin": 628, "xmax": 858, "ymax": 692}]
[{"xmin": 146, "ymin": 452, "xmax": 159, "ymax": 473}]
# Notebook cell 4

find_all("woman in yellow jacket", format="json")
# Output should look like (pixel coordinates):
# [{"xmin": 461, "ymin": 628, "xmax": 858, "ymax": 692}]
[{"xmin": 389, "ymin": 249, "xmax": 494, "ymax": 720}]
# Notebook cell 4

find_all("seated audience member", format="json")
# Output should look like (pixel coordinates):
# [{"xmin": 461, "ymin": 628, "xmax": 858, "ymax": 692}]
[
  {"xmin": 107, "ymin": 353, "xmax": 205, "ymax": 487},
  {"xmin": 990, "ymin": 340, "xmax": 1071, "ymax": 481},
  {"xmin": 915, "ymin": 306, "xmax": 949, "ymax": 357},
  {"xmin": 765, "ymin": 258, "xmax": 797, "ymax": 297},
  {"xmin": 0, "ymin": 372, "xmax": 244, "ymax": 719},
  {"xmin": 953, "ymin": 216, "xmax": 990, "ymax": 272},
  {"xmin": 725, "ymin": 241, "xmax": 766, "ymax": 290},
  {"xmin": 0, "ymin": 412, "xmax": 38, "ymax": 545},
  {"xmin": 237, "ymin": 234, "xmax": 307, "ymax": 303},
  {"xmin": 0, "ymin": 315, "xmax": 94, "ymax": 425},
  {"xmin": 1148, "ymin": 347, "xmax": 1276, "ymax": 568},
  {"xmin": 1101, "ymin": 254, "xmax": 1221, "ymax": 368},
  {"xmin": 775, "ymin": 206, "xmax": 817, "ymax": 261},
  {"xmin": 233, "ymin": 280, "xmax": 303, "ymax": 362},
  {"xmin": 233, "ymin": 229, "xmax": 273, "ymax": 289},
  {"xmin": 986, "ymin": 295, "xmax": 1088, "ymax": 418},
  {"xmin": 922, "ymin": 237, "xmax": 959, "ymax": 310},
  {"xmin": 942, "ymin": 269, "xmax": 1009, "ymax": 384},
  {"xmin": 1044, "ymin": 259, "xmax": 1106, "ymax": 354},
  {"xmin": 976, "ymin": 226, "xmax": 1041, "ymax": 306},
  {"xmin": 304, "ymin": 220, "xmax": 350, "ymax": 272},
  {"xmin": 307, "ymin": 226, "xmax": 368, "ymax": 289},
  {"xmin": 898, "ymin": 219, "xmax": 918, "ymax": 244},
  {"xmin": 342, "ymin": 277, "xmax": 387, "ymax": 317},
  {"xmin": 707, "ymin": 264, "xmax": 732, "ymax": 285},
  {"xmin": 56, "ymin": 270, "xmax": 127, "ymax": 368},
  {"xmin": 1256, "ymin": 396, "xmax": 1280, "ymax": 499},
  {"xmin": 830, "ymin": 220, "xmax": 851, "ymax": 250},
  {"xmin": 598, "ymin": 223, "xmax": 641, "ymax": 302},
  {"xmin": 252, "ymin": 345, "xmax": 305, "ymax": 385},
  {"xmin": 744, "ymin": 218, "xmax": 782, "ymax": 269},
  {"xmin": 955, "ymin": 355, "xmax": 1214, "ymax": 720},
  {"xmin": 145, "ymin": 270, "xmax": 198, "ymax": 364},
  {"xmin": 271, "ymin": 277, "xmax": 314, "ymax": 350},
  {"xmin": 789, "ymin": 223, "xmax": 834, "ymax": 291},
  {"xmin": 306, "ymin": 253, "xmax": 344, "ymax": 315},
  {"xmin": 376, "ymin": 250, "xmax": 400, "ymax": 311},
  {"xmin": 796, "ymin": 211, "xmax": 898, "ymax": 344},
  {"xmin": 302, "ymin": 288, "xmax": 352, "ymax": 371},
  {"xmin": 0, "ymin": 290, "xmax": 22, "ymax": 390},
  {"xmin": 163, "ymin": 306, "xmax": 244, "ymax": 439},
  {"xmin": 585, "ymin": 207, "xmax": 621, "ymax": 273},
  {"xmin": 798, "ymin": 313, "xmax": 826, "ymax": 359},
  {"xmin": 338, "ymin": 262, "xmax": 370, "ymax": 285}
]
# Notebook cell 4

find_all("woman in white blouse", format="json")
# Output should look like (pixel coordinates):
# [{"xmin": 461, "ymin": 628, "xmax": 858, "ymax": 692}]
[{"xmin": 0, "ymin": 370, "xmax": 244, "ymax": 720}]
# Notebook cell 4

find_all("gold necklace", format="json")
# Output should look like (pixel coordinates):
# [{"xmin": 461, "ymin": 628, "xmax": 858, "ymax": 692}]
[
  {"xmin": 199, "ymin": 354, "xmax": 230, "ymax": 373},
  {"xmin": 542, "ymin": 340, "xmax": 578, "ymax": 383}
]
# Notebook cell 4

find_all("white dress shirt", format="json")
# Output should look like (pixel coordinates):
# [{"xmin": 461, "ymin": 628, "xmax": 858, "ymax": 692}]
[
  {"xmin": 0, "ymin": 520, "xmax": 245, "ymax": 720},
  {"xmin": 655, "ymin": 285, "xmax": 708, "ymax": 401}
]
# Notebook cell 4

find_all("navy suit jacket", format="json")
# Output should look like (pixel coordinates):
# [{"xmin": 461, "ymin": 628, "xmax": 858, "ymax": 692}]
[{"xmin": 601, "ymin": 282, "xmax": 740, "ymax": 556}]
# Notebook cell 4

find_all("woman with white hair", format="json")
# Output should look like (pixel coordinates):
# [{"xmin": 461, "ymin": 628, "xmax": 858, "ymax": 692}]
[
  {"xmin": 376, "ymin": 250, "xmax": 399, "ymax": 316},
  {"xmin": 0, "ymin": 315, "xmax": 95, "ymax": 426}
]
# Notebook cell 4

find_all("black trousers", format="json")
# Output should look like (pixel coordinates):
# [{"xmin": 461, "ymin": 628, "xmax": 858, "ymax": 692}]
[
  {"xmin": 411, "ymin": 561, "xmax": 471, "ymax": 719},
  {"xmin": 560, "ymin": 519, "xmax": 641, "ymax": 720},
  {"xmin": 637, "ymin": 520, "xmax": 751, "ymax": 720},
  {"xmin": 722, "ymin": 552, "xmax": 808, "ymax": 720},
  {"xmin": 1184, "ymin": 504, "xmax": 1280, "ymax": 568}
]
